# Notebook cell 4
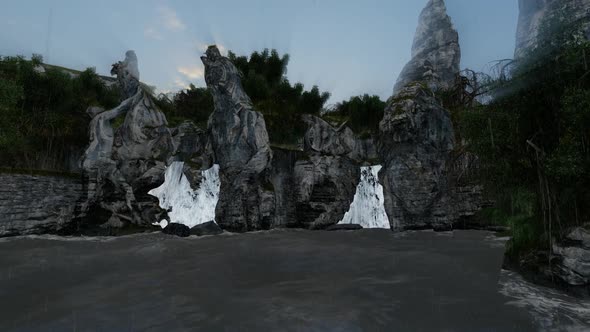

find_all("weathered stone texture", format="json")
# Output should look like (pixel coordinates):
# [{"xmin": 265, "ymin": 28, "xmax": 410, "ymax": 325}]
[
  {"xmin": 0, "ymin": 173, "xmax": 83, "ymax": 236},
  {"xmin": 515, "ymin": 0, "xmax": 590, "ymax": 59},
  {"xmin": 393, "ymin": 0, "xmax": 461, "ymax": 95}
]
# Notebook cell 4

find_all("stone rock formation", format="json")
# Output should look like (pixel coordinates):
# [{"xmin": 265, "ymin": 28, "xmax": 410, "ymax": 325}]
[
  {"xmin": 379, "ymin": 83, "xmax": 455, "ymax": 231},
  {"xmin": 515, "ymin": 0, "xmax": 590, "ymax": 59},
  {"xmin": 393, "ymin": 0, "xmax": 461, "ymax": 95},
  {"xmin": 201, "ymin": 45, "xmax": 275, "ymax": 232},
  {"xmin": 552, "ymin": 227, "xmax": 590, "ymax": 287},
  {"xmin": 190, "ymin": 221, "xmax": 224, "ymax": 236},
  {"xmin": 75, "ymin": 51, "xmax": 174, "ymax": 233},
  {"xmin": 0, "ymin": 173, "xmax": 83, "ymax": 236},
  {"xmin": 292, "ymin": 115, "xmax": 362, "ymax": 229},
  {"xmin": 301, "ymin": 114, "xmax": 378, "ymax": 163},
  {"xmin": 269, "ymin": 115, "xmax": 368, "ymax": 230},
  {"xmin": 162, "ymin": 222, "xmax": 191, "ymax": 237}
]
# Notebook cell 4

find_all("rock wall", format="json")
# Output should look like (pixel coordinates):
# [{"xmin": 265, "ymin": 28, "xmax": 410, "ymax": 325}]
[
  {"xmin": 379, "ymin": 83, "xmax": 455, "ymax": 231},
  {"xmin": 393, "ymin": 0, "xmax": 461, "ymax": 95},
  {"xmin": 201, "ymin": 45, "xmax": 275, "ymax": 232},
  {"xmin": 75, "ymin": 50, "xmax": 176, "ymax": 233},
  {"xmin": 515, "ymin": 0, "xmax": 590, "ymax": 59},
  {"xmin": 0, "ymin": 173, "xmax": 83, "ymax": 236}
]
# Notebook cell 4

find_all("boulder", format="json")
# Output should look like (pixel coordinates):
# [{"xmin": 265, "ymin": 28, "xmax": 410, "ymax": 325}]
[
  {"xmin": 393, "ymin": 0, "xmax": 461, "ymax": 95},
  {"xmin": 163, "ymin": 223, "xmax": 190, "ymax": 237},
  {"xmin": 201, "ymin": 45, "xmax": 275, "ymax": 232},
  {"xmin": 551, "ymin": 227, "xmax": 590, "ymax": 286},
  {"xmin": 190, "ymin": 221, "xmax": 223, "ymax": 236}
]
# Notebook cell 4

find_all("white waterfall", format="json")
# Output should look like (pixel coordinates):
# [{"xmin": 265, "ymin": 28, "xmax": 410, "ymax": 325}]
[
  {"xmin": 148, "ymin": 162, "xmax": 220, "ymax": 228},
  {"xmin": 339, "ymin": 165, "xmax": 390, "ymax": 229}
]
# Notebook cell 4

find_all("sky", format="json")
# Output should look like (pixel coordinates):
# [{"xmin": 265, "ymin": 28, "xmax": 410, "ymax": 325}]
[{"xmin": 0, "ymin": 0, "xmax": 519, "ymax": 103}]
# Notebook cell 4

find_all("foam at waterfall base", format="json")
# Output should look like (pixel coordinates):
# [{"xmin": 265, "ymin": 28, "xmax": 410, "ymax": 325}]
[
  {"xmin": 149, "ymin": 162, "xmax": 220, "ymax": 228},
  {"xmin": 339, "ymin": 165, "xmax": 390, "ymax": 229}
]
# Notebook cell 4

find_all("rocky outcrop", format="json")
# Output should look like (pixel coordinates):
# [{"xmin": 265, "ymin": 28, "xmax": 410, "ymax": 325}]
[
  {"xmin": 0, "ymin": 173, "xmax": 83, "ymax": 236},
  {"xmin": 292, "ymin": 154, "xmax": 360, "ymax": 229},
  {"xmin": 190, "ymin": 221, "xmax": 223, "ymax": 236},
  {"xmin": 552, "ymin": 227, "xmax": 590, "ymax": 287},
  {"xmin": 379, "ymin": 83, "xmax": 455, "ymax": 231},
  {"xmin": 301, "ymin": 114, "xmax": 378, "ymax": 163},
  {"xmin": 393, "ymin": 0, "xmax": 461, "ymax": 95},
  {"xmin": 75, "ymin": 51, "xmax": 174, "ymax": 234},
  {"xmin": 201, "ymin": 45, "xmax": 275, "ymax": 232},
  {"xmin": 515, "ymin": 0, "xmax": 590, "ymax": 59},
  {"xmin": 269, "ymin": 116, "xmax": 365, "ymax": 230},
  {"xmin": 163, "ymin": 223, "xmax": 191, "ymax": 237},
  {"xmin": 292, "ymin": 115, "xmax": 362, "ymax": 229}
]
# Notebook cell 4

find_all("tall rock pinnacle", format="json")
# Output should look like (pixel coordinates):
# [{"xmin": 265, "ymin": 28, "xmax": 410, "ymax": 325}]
[{"xmin": 393, "ymin": 0, "xmax": 461, "ymax": 95}]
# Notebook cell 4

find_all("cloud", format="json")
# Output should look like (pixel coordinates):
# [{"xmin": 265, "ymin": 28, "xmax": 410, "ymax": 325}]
[
  {"xmin": 173, "ymin": 78, "xmax": 191, "ymax": 90},
  {"xmin": 177, "ymin": 66, "xmax": 204, "ymax": 79},
  {"xmin": 144, "ymin": 27, "xmax": 163, "ymax": 40},
  {"xmin": 159, "ymin": 6, "xmax": 186, "ymax": 31}
]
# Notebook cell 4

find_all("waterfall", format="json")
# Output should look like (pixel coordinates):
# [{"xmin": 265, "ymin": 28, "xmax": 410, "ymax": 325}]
[
  {"xmin": 148, "ymin": 162, "xmax": 220, "ymax": 228},
  {"xmin": 339, "ymin": 165, "xmax": 390, "ymax": 229}
]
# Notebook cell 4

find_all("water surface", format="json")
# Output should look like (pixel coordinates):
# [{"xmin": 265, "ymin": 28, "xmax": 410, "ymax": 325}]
[{"xmin": 0, "ymin": 230, "xmax": 587, "ymax": 331}]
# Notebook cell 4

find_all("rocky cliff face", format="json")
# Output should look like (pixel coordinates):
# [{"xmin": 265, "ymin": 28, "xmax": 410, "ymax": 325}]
[
  {"xmin": 75, "ymin": 51, "xmax": 175, "ymax": 234},
  {"xmin": 0, "ymin": 173, "xmax": 83, "ymax": 236},
  {"xmin": 201, "ymin": 46, "xmax": 275, "ymax": 232},
  {"xmin": 269, "ymin": 115, "xmax": 370, "ymax": 230},
  {"xmin": 393, "ymin": 0, "xmax": 461, "ymax": 95},
  {"xmin": 515, "ymin": 0, "xmax": 590, "ymax": 59},
  {"xmin": 379, "ymin": 83, "xmax": 455, "ymax": 230}
]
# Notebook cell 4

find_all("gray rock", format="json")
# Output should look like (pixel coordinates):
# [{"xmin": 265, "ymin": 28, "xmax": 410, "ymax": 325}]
[
  {"xmin": 268, "ymin": 115, "xmax": 368, "ymax": 230},
  {"xmin": 515, "ymin": 0, "xmax": 590, "ymax": 59},
  {"xmin": 0, "ymin": 173, "xmax": 83, "ymax": 237},
  {"xmin": 111, "ymin": 50, "xmax": 140, "ymax": 99},
  {"xmin": 393, "ymin": 0, "xmax": 461, "ymax": 95},
  {"xmin": 326, "ymin": 224, "xmax": 363, "ymax": 231},
  {"xmin": 293, "ymin": 155, "xmax": 360, "ymax": 230},
  {"xmin": 190, "ymin": 221, "xmax": 223, "ymax": 236},
  {"xmin": 201, "ymin": 45, "xmax": 275, "ymax": 232},
  {"xmin": 163, "ymin": 222, "xmax": 190, "ymax": 237},
  {"xmin": 301, "ymin": 114, "xmax": 378, "ymax": 163},
  {"xmin": 552, "ymin": 227, "xmax": 590, "ymax": 286},
  {"xmin": 379, "ymin": 83, "xmax": 455, "ymax": 231},
  {"xmin": 77, "ymin": 51, "xmax": 174, "ymax": 232},
  {"xmin": 265, "ymin": 115, "xmax": 364, "ymax": 230}
]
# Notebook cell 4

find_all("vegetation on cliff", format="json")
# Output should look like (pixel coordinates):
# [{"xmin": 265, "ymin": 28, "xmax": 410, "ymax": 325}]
[
  {"xmin": 0, "ymin": 49, "xmax": 385, "ymax": 170},
  {"xmin": 0, "ymin": 55, "xmax": 120, "ymax": 171},
  {"xmin": 455, "ymin": 19, "xmax": 590, "ymax": 258}
]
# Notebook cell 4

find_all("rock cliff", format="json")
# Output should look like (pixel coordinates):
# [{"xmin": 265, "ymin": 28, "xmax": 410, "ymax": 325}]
[
  {"xmin": 393, "ymin": 0, "xmax": 460, "ymax": 95},
  {"xmin": 0, "ymin": 173, "xmax": 83, "ymax": 236},
  {"xmin": 515, "ymin": 0, "xmax": 590, "ymax": 59},
  {"xmin": 201, "ymin": 46, "xmax": 275, "ymax": 232},
  {"xmin": 75, "ymin": 51, "xmax": 175, "ymax": 234},
  {"xmin": 379, "ymin": 83, "xmax": 455, "ymax": 230}
]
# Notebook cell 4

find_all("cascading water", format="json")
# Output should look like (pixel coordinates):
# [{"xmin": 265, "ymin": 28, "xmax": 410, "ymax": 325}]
[
  {"xmin": 339, "ymin": 165, "xmax": 391, "ymax": 229},
  {"xmin": 148, "ymin": 162, "xmax": 220, "ymax": 228}
]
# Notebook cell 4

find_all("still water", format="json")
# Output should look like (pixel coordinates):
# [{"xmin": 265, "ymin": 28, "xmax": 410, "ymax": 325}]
[{"xmin": 0, "ymin": 230, "xmax": 588, "ymax": 331}]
